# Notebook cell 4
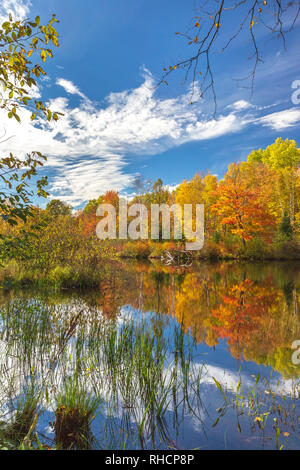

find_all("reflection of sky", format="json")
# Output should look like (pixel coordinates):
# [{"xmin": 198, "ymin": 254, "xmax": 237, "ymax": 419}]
[
  {"xmin": 119, "ymin": 305, "xmax": 292, "ymax": 394},
  {"xmin": 0, "ymin": 300, "xmax": 299, "ymax": 450}
]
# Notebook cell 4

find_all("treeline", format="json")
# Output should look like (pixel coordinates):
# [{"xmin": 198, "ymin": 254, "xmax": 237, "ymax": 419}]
[{"xmin": 0, "ymin": 138, "xmax": 300, "ymax": 285}]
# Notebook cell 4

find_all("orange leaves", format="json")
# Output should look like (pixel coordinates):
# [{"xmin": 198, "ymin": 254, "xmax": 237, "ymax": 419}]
[
  {"xmin": 212, "ymin": 164, "xmax": 276, "ymax": 245},
  {"xmin": 104, "ymin": 190, "xmax": 119, "ymax": 207},
  {"xmin": 212, "ymin": 278, "xmax": 278, "ymax": 354}
]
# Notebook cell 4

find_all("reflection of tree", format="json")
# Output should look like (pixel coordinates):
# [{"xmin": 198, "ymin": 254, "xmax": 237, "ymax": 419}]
[
  {"xmin": 3, "ymin": 260, "xmax": 298, "ymax": 377},
  {"xmin": 171, "ymin": 266, "xmax": 300, "ymax": 377},
  {"xmin": 80, "ymin": 261, "xmax": 300, "ymax": 378},
  {"xmin": 212, "ymin": 279, "xmax": 279, "ymax": 359},
  {"xmin": 175, "ymin": 273, "xmax": 220, "ymax": 347}
]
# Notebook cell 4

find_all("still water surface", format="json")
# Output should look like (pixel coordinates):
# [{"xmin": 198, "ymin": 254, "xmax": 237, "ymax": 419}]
[{"xmin": 0, "ymin": 260, "xmax": 299, "ymax": 449}]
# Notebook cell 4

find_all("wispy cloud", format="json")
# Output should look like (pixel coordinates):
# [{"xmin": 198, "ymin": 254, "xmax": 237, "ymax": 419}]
[
  {"xmin": 56, "ymin": 78, "xmax": 87, "ymax": 100},
  {"xmin": 256, "ymin": 108, "xmax": 300, "ymax": 130},
  {"xmin": 0, "ymin": 68, "xmax": 299, "ymax": 206},
  {"xmin": 228, "ymin": 100, "xmax": 254, "ymax": 111}
]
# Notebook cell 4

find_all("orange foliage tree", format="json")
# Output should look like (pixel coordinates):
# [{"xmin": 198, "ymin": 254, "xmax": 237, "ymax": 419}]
[{"xmin": 212, "ymin": 164, "xmax": 276, "ymax": 246}]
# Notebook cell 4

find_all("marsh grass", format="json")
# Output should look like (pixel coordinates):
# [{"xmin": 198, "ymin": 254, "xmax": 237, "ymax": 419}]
[
  {"xmin": 54, "ymin": 375, "xmax": 101, "ymax": 449},
  {"xmin": 0, "ymin": 298, "xmax": 299, "ymax": 450},
  {"xmin": 0, "ymin": 384, "xmax": 39, "ymax": 449}
]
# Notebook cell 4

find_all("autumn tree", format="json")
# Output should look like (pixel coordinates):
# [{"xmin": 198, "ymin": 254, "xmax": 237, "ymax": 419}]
[
  {"xmin": 82, "ymin": 196, "xmax": 104, "ymax": 216},
  {"xmin": 176, "ymin": 173, "xmax": 218, "ymax": 233},
  {"xmin": 46, "ymin": 199, "xmax": 72, "ymax": 218},
  {"xmin": 248, "ymin": 138, "xmax": 300, "ymax": 225},
  {"xmin": 212, "ymin": 163, "xmax": 276, "ymax": 246}
]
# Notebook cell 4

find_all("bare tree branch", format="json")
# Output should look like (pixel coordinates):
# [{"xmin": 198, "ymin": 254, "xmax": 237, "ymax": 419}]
[{"xmin": 159, "ymin": 0, "xmax": 300, "ymax": 115}]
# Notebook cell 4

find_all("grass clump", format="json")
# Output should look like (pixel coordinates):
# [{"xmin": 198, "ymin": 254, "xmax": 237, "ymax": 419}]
[
  {"xmin": 54, "ymin": 375, "xmax": 101, "ymax": 449},
  {"xmin": 0, "ymin": 385, "xmax": 40, "ymax": 449}
]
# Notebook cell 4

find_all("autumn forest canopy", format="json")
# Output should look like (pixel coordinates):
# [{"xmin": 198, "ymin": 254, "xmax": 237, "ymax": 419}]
[{"xmin": 0, "ymin": 137, "xmax": 299, "ymax": 285}]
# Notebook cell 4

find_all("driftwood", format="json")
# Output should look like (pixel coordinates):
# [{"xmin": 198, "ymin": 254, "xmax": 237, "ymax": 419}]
[{"xmin": 161, "ymin": 249, "xmax": 193, "ymax": 267}]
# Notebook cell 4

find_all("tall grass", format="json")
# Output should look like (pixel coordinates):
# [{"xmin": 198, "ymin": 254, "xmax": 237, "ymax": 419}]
[
  {"xmin": 0, "ymin": 298, "xmax": 298, "ymax": 450},
  {"xmin": 0, "ymin": 299, "xmax": 206, "ymax": 450}
]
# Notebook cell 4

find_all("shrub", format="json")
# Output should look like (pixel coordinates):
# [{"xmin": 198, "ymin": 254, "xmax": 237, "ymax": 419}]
[
  {"xmin": 48, "ymin": 266, "xmax": 74, "ymax": 286},
  {"xmin": 119, "ymin": 241, "xmax": 151, "ymax": 258},
  {"xmin": 243, "ymin": 238, "xmax": 269, "ymax": 259}
]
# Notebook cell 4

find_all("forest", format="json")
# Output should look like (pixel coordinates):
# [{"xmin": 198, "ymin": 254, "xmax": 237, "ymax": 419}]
[{"xmin": 1, "ymin": 137, "xmax": 299, "ymax": 288}]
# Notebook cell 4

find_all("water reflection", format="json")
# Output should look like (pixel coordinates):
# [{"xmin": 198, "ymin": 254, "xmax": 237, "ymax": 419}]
[
  {"xmin": 0, "ymin": 260, "xmax": 299, "ymax": 449},
  {"xmin": 3, "ymin": 260, "xmax": 297, "ymax": 378}
]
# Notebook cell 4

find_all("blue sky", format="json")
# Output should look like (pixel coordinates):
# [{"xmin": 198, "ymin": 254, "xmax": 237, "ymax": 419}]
[{"xmin": 1, "ymin": 0, "xmax": 300, "ymax": 207}]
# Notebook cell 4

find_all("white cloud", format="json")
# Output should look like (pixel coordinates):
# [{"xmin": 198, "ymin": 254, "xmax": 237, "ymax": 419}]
[
  {"xmin": 56, "ymin": 78, "xmax": 87, "ymax": 100},
  {"xmin": 0, "ymin": 0, "xmax": 31, "ymax": 23},
  {"xmin": 256, "ymin": 108, "xmax": 300, "ymax": 130},
  {"xmin": 229, "ymin": 100, "xmax": 254, "ymax": 111},
  {"xmin": 0, "ymin": 68, "xmax": 299, "ymax": 207},
  {"xmin": 0, "ymin": 72, "xmax": 248, "ymax": 206}
]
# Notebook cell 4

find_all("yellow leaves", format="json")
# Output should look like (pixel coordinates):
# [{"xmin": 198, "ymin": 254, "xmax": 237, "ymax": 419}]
[
  {"xmin": 195, "ymin": 21, "xmax": 199, "ymax": 27},
  {"xmin": 254, "ymin": 416, "xmax": 263, "ymax": 422},
  {"xmin": 215, "ymin": 23, "xmax": 221, "ymax": 29},
  {"xmin": 28, "ymin": 49, "xmax": 33, "ymax": 58},
  {"xmin": 52, "ymin": 36, "xmax": 59, "ymax": 47},
  {"xmin": 163, "ymin": 80, "xmax": 168, "ymax": 86},
  {"xmin": 250, "ymin": 20, "xmax": 255, "ymax": 29},
  {"xmin": 258, "ymin": 8, "xmax": 262, "ymax": 13},
  {"xmin": 283, "ymin": 432, "xmax": 290, "ymax": 437},
  {"xmin": 40, "ymin": 50, "xmax": 47, "ymax": 62}
]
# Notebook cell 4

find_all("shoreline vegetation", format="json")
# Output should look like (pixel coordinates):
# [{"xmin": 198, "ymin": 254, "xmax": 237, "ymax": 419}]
[
  {"xmin": 1, "ymin": 254, "xmax": 300, "ymax": 291},
  {"xmin": 1, "ymin": 137, "xmax": 300, "ymax": 289},
  {"xmin": 1, "ymin": 256, "xmax": 300, "ymax": 291}
]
